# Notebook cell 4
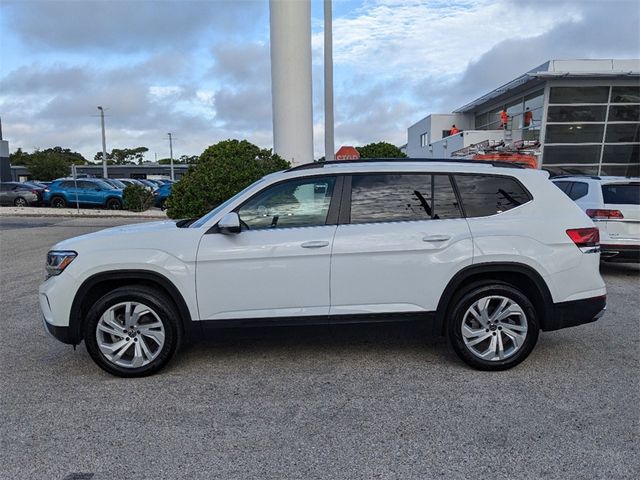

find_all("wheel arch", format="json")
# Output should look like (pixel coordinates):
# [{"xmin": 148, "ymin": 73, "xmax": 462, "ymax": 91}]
[
  {"xmin": 435, "ymin": 262, "xmax": 554, "ymax": 335},
  {"xmin": 69, "ymin": 269, "xmax": 194, "ymax": 345}
]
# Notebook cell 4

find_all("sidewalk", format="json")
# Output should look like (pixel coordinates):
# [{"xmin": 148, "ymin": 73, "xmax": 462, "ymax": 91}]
[{"xmin": 0, "ymin": 206, "xmax": 167, "ymax": 218}]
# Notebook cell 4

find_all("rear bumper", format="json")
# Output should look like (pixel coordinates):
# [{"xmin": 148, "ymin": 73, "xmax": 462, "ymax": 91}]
[
  {"xmin": 545, "ymin": 295, "xmax": 606, "ymax": 331},
  {"xmin": 600, "ymin": 244, "xmax": 640, "ymax": 263}
]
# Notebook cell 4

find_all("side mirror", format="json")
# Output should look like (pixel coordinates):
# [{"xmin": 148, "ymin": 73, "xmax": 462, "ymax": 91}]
[{"xmin": 218, "ymin": 212, "xmax": 241, "ymax": 234}]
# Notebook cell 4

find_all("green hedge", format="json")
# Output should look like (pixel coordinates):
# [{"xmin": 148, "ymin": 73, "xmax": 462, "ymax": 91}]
[
  {"xmin": 123, "ymin": 184, "xmax": 154, "ymax": 212},
  {"xmin": 166, "ymin": 139, "xmax": 290, "ymax": 219}
]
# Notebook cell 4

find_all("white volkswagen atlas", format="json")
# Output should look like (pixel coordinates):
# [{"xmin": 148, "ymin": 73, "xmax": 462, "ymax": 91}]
[{"xmin": 40, "ymin": 160, "xmax": 607, "ymax": 377}]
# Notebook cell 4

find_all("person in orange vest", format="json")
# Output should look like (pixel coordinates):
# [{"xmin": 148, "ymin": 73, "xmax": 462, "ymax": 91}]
[
  {"xmin": 523, "ymin": 107, "xmax": 533, "ymax": 128},
  {"xmin": 500, "ymin": 110, "xmax": 509, "ymax": 129},
  {"xmin": 449, "ymin": 125, "xmax": 460, "ymax": 136}
]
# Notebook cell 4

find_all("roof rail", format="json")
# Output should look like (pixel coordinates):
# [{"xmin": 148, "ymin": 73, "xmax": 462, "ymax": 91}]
[
  {"xmin": 287, "ymin": 158, "xmax": 525, "ymax": 172},
  {"xmin": 548, "ymin": 174, "xmax": 601, "ymax": 180}
]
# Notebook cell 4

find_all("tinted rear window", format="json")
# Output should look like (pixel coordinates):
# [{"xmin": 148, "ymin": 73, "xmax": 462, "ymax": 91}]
[
  {"xmin": 454, "ymin": 175, "xmax": 531, "ymax": 217},
  {"xmin": 601, "ymin": 184, "xmax": 640, "ymax": 205}
]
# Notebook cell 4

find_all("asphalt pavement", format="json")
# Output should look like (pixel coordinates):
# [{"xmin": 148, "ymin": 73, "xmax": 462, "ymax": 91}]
[{"xmin": 1, "ymin": 216, "xmax": 638, "ymax": 480}]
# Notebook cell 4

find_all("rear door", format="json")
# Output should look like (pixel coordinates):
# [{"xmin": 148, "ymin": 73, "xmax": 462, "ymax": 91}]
[
  {"xmin": 600, "ymin": 182, "xmax": 640, "ymax": 244},
  {"xmin": 329, "ymin": 173, "xmax": 473, "ymax": 316}
]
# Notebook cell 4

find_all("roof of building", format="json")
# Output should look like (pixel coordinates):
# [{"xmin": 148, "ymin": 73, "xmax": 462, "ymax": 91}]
[{"xmin": 454, "ymin": 59, "xmax": 640, "ymax": 113}]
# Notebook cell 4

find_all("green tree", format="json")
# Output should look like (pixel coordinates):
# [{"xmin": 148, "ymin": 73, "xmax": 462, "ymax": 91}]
[
  {"xmin": 94, "ymin": 147, "xmax": 148, "ymax": 165},
  {"xmin": 122, "ymin": 184, "xmax": 154, "ymax": 212},
  {"xmin": 27, "ymin": 151, "xmax": 71, "ymax": 180},
  {"xmin": 158, "ymin": 154, "xmax": 198, "ymax": 165},
  {"xmin": 166, "ymin": 139, "xmax": 289, "ymax": 219},
  {"xmin": 356, "ymin": 142, "xmax": 407, "ymax": 159},
  {"xmin": 12, "ymin": 146, "xmax": 87, "ymax": 166}
]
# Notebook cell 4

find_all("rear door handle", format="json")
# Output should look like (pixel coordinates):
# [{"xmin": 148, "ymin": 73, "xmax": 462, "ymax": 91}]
[
  {"xmin": 422, "ymin": 234, "xmax": 451, "ymax": 242},
  {"xmin": 301, "ymin": 240, "xmax": 330, "ymax": 248}
]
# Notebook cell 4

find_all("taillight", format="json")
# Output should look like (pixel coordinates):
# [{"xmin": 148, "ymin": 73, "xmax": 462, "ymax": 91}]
[
  {"xmin": 586, "ymin": 209, "xmax": 624, "ymax": 220},
  {"xmin": 567, "ymin": 227, "xmax": 600, "ymax": 248}
]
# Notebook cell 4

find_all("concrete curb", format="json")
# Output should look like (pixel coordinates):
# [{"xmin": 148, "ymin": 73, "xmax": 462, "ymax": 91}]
[{"xmin": 0, "ymin": 207, "xmax": 167, "ymax": 219}]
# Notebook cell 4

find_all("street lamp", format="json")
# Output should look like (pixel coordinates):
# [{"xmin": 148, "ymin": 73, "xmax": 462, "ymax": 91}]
[
  {"xmin": 167, "ymin": 133, "xmax": 174, "ymax": 181},
  {"xmin": 97, "ymin": 106, "xmax": 107, "ymax": 178}
]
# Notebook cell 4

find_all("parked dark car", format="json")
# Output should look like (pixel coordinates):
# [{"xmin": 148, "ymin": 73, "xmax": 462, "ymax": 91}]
[
  {"xmin": 153, "ymin": 182, "xmax": 172, "ymax": 210},
  {"xmin": 117, "ymin": 178, "xmax": 145, "ymax": 188},
  {"xmin": 0, "ymin": 182, "xmax": 40, "ymax": 206},
  {"xmin": 43, "ymin": 179, "xmax": 124, "ymax": 209},
  {"xmin": 102, "ymin": 178, "xmax": 126, "ymax": 189}
]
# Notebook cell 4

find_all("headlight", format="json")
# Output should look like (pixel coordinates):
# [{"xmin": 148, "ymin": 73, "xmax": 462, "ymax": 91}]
[{"xmin": 46, "ymin": 250, "xmax": 77, "ymax": 278}]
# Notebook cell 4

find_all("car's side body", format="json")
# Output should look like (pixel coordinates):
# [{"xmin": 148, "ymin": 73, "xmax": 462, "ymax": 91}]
[
  {"xmin": 0, "ymin": 182, "xmax": 40, "ymax": 206},
  {"xmin": 43, "ymin": 179, "xmax": 124, "ymax": 208},
  {"xmin": 41, "ymin": 161, "xmax": 606, "ymax": 355}
]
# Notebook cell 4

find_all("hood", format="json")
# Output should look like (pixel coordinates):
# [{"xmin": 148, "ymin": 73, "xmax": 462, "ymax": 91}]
[{"xmin": 52, "ymin": 220, "xmax": 179, "ymax": 251}]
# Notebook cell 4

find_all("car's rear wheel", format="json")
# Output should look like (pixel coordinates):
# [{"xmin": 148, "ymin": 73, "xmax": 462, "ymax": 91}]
[
  {"xmin": 447, "ymin": 282, "xmax": 539, "ymax": 371},
  {"xmin": 84, "ymin": 286, "xmax": 181, "ymax": 377},
  {"xmin": 14, "ymin": 197, "xmax": 28, "ymax": 207},
  {"xmin": 106, "ymin": 198, "xmax": 122, "ymax": 210},
  {"xmin": 51, "ymin": 196, "xmax": 66, "ymax": 208}
]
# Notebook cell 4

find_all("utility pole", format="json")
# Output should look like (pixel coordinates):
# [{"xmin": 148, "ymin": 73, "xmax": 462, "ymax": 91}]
[
  {"xmin": 324, "ymin": 0, "xmax": 335, "ymax": 161},
  {"xmin": 97, "ymin": 106, "xmax": 107, "ymax": 178},
  {"xmin": 168, "ymin": 133, "xmax": 174, "ymax": 180}
]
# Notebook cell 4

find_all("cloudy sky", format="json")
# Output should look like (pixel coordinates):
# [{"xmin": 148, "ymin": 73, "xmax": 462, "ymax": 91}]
[{"xmin": 1, "ymin": 0, "xmax": 639, "ymax": 162}]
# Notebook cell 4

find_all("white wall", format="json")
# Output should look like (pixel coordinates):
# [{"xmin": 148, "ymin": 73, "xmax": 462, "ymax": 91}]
[{"xmin": 407, "ymin": 113, "xmax": 473, "ymax": 157}]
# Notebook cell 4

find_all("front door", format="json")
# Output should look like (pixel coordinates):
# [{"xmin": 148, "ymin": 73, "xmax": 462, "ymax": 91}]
[
  {"xmin": 330, "ymin": 173, "xmax": 473, "ymax": 316},
  {"xmin": 196, "ymin": 175, "xmax": 340, "ymax": 320}
]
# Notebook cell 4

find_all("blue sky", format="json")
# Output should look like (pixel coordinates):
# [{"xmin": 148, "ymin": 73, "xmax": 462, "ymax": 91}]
[{"xmin": 1, "ymin": 0, "xmax": 639, "ymax": 161}]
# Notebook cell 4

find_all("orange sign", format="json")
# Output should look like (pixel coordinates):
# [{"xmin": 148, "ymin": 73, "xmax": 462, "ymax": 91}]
[{"xmin": 335, "ymin": 146, "xmax": 360, "ymax": 161}]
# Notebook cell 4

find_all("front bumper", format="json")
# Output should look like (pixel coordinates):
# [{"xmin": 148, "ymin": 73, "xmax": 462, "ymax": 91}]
[
  {"xmin": 600, "ymin": 244, "xmax": 640, "ymax": 263},
  {"xmin": 545, "ymin": 295, "xmax": 606, "ymax": 331},
  {"xmin": 42, "ymin": 316, "xmax": 76, "ymax": 344}
]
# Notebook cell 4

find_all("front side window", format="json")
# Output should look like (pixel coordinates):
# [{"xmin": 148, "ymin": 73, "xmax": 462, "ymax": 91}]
[
  {"xmin": 349, "ymin": 174, "xmax": 461, "ymax": 224},
  {"xmin": 454, "ymin": 175, "xmax": 531, "ymax": 217},
  {"xmin": 238, "ymin": 176, "xmax": 336, "ymax": 229}
]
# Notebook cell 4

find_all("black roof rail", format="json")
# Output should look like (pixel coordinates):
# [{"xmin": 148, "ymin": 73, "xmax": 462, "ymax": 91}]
[
  {"xmin": 287, "ymin": 158, "xmax": 525, "ymax": 172},
  {"xmin": 548, "ymin": 174, "xmax": 601, "ymax": 180}
]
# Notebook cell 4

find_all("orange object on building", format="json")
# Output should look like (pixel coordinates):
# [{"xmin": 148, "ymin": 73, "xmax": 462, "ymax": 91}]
[
  {"xmin": 449, "ymin": 125, "xmax": 460, "ymax": 135},
  {"xmin": 500, "ymin": 110, "xmax": 508, "ymax": 127},
  {"xmin": 473, "ymin": 152, "xmax": 538, "ymax": 169}
]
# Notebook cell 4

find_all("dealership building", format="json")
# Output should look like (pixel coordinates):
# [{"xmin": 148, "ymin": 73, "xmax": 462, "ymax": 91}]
[{"xmin": 406, "ymin": 59, "xmax": 640, "ymax": 177}]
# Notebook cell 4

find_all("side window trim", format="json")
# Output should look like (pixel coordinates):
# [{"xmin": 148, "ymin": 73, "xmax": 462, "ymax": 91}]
[
  {"xmin": 230, "ymin": 173, "xmax": 342, "ymax": 231},
  {"xmin": 448, "ymin": 174, "xmax": 467, "ymax": 218}
]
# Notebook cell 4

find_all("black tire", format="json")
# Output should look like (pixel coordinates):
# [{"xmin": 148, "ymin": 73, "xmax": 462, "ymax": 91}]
[
  {"xmin": 160, "ymin": 199, "xmax": 167, "ymax": 211},
  {"xmin": 14, "ymin": 197, "xmax": 28, "ymax": 207},
  {"xmin": 106, "ymin": 197, "xmax": 122, "ymax": 210},
  {"xmin": 84, "ymin": 285, "xmax": 181, "ymax": 377},
  {"xmin": 447, "ymin": 281, "xmax": 539, "ymax": 371},
  {"xmin": 51, "ymin": 196, "xmax": 66, "ymax": 208}
]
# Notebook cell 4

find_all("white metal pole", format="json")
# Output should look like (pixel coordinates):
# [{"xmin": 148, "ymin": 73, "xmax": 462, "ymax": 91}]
[
  {"xmin": 168, "ymin": 133, "xmax": 174, "ymax": 180},
  {"xmin": 72, "ymin": 164, "xmax": 79, "ymax": 213},
  {"xmin": 324, "ymin": 0, "xmax": 335, "ymax": 161},
  {"xmin": 97, "ymin": 106, "xmax": 107, "ymax": 178},
  {"xmin": 269, "ymin": 0, "xmax": 314, "ymax": 165}
]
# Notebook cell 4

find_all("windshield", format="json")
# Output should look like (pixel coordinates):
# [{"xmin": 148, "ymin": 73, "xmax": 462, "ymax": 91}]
[
  {"xmin": 95, "ymin": 180, "xmax": 115, "ymax": 190},
  {"xmin": 189, "ymin": 179, "xmax": 265, "ymax": 228}
]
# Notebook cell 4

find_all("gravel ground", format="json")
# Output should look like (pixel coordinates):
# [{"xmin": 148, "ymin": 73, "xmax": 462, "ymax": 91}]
[{"xmin": 0, "ymin": 216, "xmax": 638, "ymax": 480}]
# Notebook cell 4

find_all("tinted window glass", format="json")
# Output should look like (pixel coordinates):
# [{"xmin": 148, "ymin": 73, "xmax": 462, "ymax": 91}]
[
  {"xmin": 349, "ymin": 174, "xmax": 461, "ymax": 224},
  {"xmin": 599, "ymin": 163, "xmax": 640, "ymax": 177},
  {"xmin": 454, "ymin": 175, "xmax": 530, "ymax": 217},
  {"xmin": 602, "ymin": 184, "xmax": 640, "ymax": 205},
  {"xmin": 605, "ymin": 123, "xmax": 640, "ymax": 143},
  {"xmin": 60, "ymin": 181, "xmax": 75, "ymax": 188},
  {"xmin": 553, "ymin": 181, "xmax": 572, "ymax": 194},
  {"xmin": 0, "ymin": 183, "xmax": 13, "ymax": 192},
  {"xmin": 545, "ymin": 124, "xmax": 605, "ymax": 143},
  {"xmin": 549, "ymin": 86, "xmax": 609, "ymax": 104},
  {"xmin": 608, "ymin": 105, "xmax": 640, "ymax": 122},
  {"xmin": 568, "ymin": 182, "xmax": 588, "ymax": 200},
  {"xmin": 601, "ymin": 144, "xmax": 640, "ymax": 164},
  {"xmin": 547, "ymin": 105, "xmax": 606, "ymax": 122},
  {"xmin": 238, "ymin": 177, "xmax": 336, "ymax": 229},
  {"xmin": 77, "ymin": 181, "xmax": 94, "ymax": 189},
  {"xmin": 611, "ymin": 86, "xmax": 640, "ymax": 103},
  {"xmin": 543, "ymin": 145, "xmax": 602, "ymax": 164}
]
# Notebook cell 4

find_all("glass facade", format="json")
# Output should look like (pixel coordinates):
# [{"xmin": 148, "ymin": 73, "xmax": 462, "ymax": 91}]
[{"xmin": 543, "ymin": 85, "xmax": 640, "ymax": 177}]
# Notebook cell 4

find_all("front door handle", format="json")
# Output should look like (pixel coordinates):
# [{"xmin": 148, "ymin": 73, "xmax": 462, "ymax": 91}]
[
  {"xmin": 301, "ymin": 240, "xmax": 330, "ymax": 249},
  {"xmin": 422, "ymin": 234, "xmax": 451, "ymax": 242}
]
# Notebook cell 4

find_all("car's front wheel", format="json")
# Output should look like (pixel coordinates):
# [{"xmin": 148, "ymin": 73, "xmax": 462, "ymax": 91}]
[
  {"xmin": 51, "ymin": 196, "xmax": 66, "ymax": 208},
  {"xmin": 106, "ymin": 198, "xmax": 122, "ymax": 210},
  {"xmin": 448, "ymin": 281, "xmax": 539, "ymax": 371},
  {"xmin": 14, "ymin": 197, "xmax": 28, "ymax": 207},
  {"xmin": 84, "ymin": 286, "xmax": 181, "ymax": 377}
]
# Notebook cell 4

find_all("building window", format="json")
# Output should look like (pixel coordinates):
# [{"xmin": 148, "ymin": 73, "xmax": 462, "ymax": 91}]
[
  {"xmin": 608, "ymin": 105, "xmax": 640, "ymax": 122},
  {"xmin": 611, "ymin": 86, "xmax": 640, "ymax": 103},
  {"xmin": 543, "ymin": 145, "xmax": 602, "ymax": 165},
  {"xmin": 420, "ymin": 132, "xmax": 429, "ymax": 147},
  {"xmin": 547, "ymin": 105, "xmax": 607, "ymax": 122},
  {"xmin": 545, "ymin": 124, "xmax": 605, "ymax": 143},
  {"xmin": 605, "ymin": 124, "xmax": 640, "ymax": 143},
  {"xmin": 601, "ymin": 144, "xmax": 640, "ymax": 164},
  {"xmin": 549, "ymin": 86, "xmax": 609, "ymax": 104}
]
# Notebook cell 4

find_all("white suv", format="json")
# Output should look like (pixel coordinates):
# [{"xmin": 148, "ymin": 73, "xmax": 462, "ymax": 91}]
[
  {"xmin": 552, "ymin": 176, "xmax": 640, "ymax": 262},
  {"xmin": 40, "ymin": 160, "xmax": 607, "ymax": 377}
]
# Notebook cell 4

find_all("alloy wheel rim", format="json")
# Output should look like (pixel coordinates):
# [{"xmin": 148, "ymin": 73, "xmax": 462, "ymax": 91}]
[
  {"xmin": 53, "ymin": 198, "xmax": 64, "ymax": 208},
  {"xmin": 461, "ymin": 295, "xmax": 528, "ymax": 361},
  {"xmin": 15, "ymin": 198, "xmax": 27, "ymax": 207},
  {"xmin": 96, "ymin": 301, "xmax": 165, "ymax": 368}
]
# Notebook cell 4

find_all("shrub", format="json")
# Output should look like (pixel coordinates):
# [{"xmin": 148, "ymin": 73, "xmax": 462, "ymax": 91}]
[
  {"xmin": 123, "ymin": 184, "xmax": 154, "ymax": 212},
  {"xmin": 166, "ymin": 139, "xmax": 290, "ymax": 219}
]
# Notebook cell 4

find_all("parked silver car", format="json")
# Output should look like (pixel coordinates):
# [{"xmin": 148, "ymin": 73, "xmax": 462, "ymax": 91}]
[{"xmin": 0, "ymin": 182, "xmax": 40, "ymax": 207}]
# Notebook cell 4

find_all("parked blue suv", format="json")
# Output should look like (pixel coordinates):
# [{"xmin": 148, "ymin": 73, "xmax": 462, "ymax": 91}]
[
  {"xmin": 44, "ymin": 179, "xmax": 124, "ymax": 209},
  {"xmin": 153, "ymin": 182, "xmax": 172, "ymax": 210}
]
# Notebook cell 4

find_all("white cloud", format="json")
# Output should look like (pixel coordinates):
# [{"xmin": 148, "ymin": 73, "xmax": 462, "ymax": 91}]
[{"xmin": 149, "ymin": 86, "xmax": 183, "ymax": 98}]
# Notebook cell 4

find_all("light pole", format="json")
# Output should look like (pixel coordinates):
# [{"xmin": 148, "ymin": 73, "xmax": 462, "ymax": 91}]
[
  {"xmin": 167, "ymin": 133, "xmax": 174, "ymax": 180},
  {"xmin": 97, "ymin": 106, "xmax": 107, "ymax": 178},
  {"xmin": 324, "ymin": 0, "xmax": 335, "ymax": 161}
]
